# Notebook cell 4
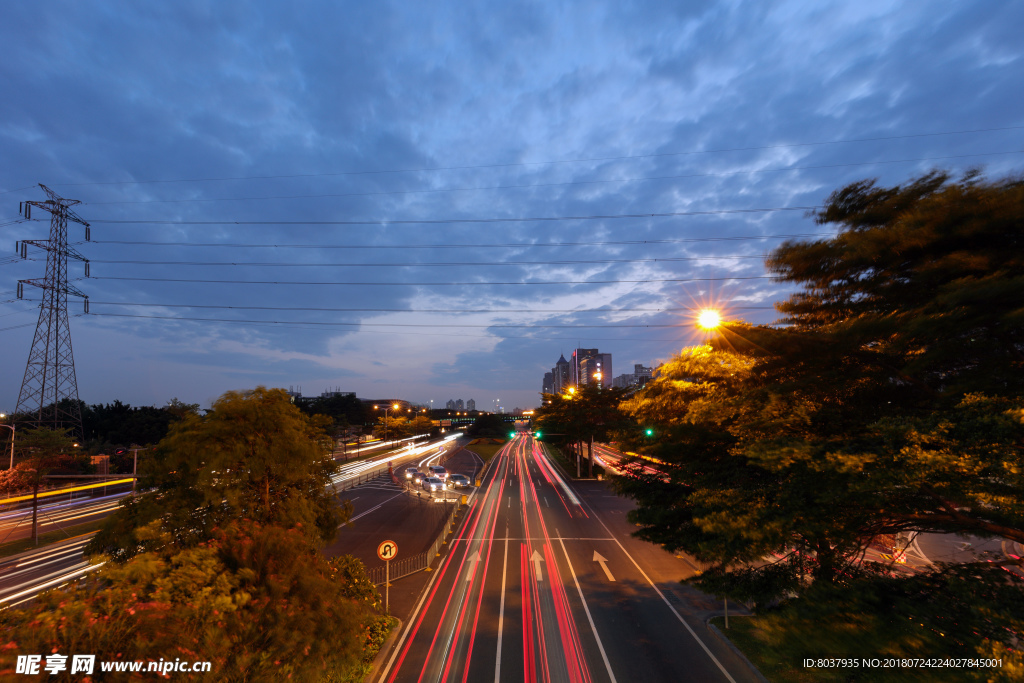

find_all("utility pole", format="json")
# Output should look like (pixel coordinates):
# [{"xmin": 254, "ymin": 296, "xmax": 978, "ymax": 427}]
[{"xmin": 14, "ymin": 185, "xmax": 90, "ymax": 438}]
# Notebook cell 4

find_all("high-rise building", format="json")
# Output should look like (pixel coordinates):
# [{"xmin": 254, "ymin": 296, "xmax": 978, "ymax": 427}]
[
  {"xmin": 552, "ymin": 354, "xmax": 571, "ymax": 393},
  {"xmin": 446, "ymin": 399, "xmax": 456, "ymax": 410},
  {"xmin": 613, "ymin": 363, "xmax": 653, "ymax": 389},
  {"xmin": 543, "ymin": 372, "xmax": 554, "ymax": 394},
  {"xmin": 455, "ymin": 399, "xmax": 464, "ymax": 411},
  {"xmin": 466, "ymin": 398, "xmax": 476, "ymax": 411},
  {"xmin": 577, "ymin": 350, "xmax": 612, "ymax": 388},
  {"xmin": 571, "ymin": 348, "xmax": 599, "ymax": 386}
]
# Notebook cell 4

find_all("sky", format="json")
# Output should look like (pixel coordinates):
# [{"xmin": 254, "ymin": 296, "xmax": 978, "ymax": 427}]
[{"xmin": 1, "ymin": 0, "xmax": 1022, "ymax": 414}]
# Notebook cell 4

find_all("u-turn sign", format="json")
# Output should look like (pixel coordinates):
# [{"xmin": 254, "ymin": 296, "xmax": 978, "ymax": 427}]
[{"xmin": 377, "ymin": 540, "xmax": 397, "ymax": 561}]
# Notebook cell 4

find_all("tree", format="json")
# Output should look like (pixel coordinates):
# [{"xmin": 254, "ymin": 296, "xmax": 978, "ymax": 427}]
[
  {"xmin": 87, "ymin": 386, "xmax": 347, "ymax": 562},
  {"xmin": 2, "ymin": 520, "xmax": 389, "ymax": 682},
  {"xmin": 614, "ymin": 170, "xmax": 1024, "ymax": 662},
  {"xmin": 535, "ymin": 383, "xmax": 630, "ymax": 475}
]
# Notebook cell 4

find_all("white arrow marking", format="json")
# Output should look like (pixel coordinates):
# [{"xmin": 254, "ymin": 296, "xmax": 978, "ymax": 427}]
[
  {"xmin": 466, "ymin": 550, "xmax": 482, "ymax": 582},
  {"xmin": 531, "ymin": 549, "xmax": 544, "ymax": 582},
  {"xmin": 593, "ymin": 551, "xmax": 615, "ymax": 582}
]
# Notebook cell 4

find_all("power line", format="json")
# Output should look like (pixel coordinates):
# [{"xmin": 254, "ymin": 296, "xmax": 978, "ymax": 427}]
[
  {"xmin": 79, "ymin": 151, "xmax": 1024, "ymax": 205},
  {"xmin": 94, "ymin": 232, "xmax": 831, "ymax": 248},
  {"xmin": 87, "ymin": 255, "xmax": 767, "ymax": 267},
  {"xmin": 14, "ymin": 124, "xmax": 1023, "ymax": 190},
  {"xmin": 66, "ymin": 300, "xmax": 778, "ymax": 314},
  {"xmin": 93, "ymin": 274, "xmax": 775, "ymax": 286},
  {"xmin": 89, "ymin": 205, "xmax": 818, "ymax": 225},
  {"xmin": 86, "ymin": 312, "xmax": 714, "ymax": 329}
]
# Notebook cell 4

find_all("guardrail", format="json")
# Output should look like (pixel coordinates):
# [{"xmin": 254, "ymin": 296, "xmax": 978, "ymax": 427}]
[{"xmin": 366, "ymin": 498, "xmax": 463, "ymax": 586}]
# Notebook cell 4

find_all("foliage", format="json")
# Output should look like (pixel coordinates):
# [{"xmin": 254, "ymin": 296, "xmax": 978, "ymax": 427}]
[
  {"xmin": 295, "ymin": 393, "xmax": 369, "ymax": 432},
  {"xmin": 87, "ymin": 387, "xmax": 347, "ymax": 562},
  {"xmin": 534, "ymin": 383, "xmax": 631, "ymax": 446},
  {"xmin": 721, "ymin": 564, "xmax": 1024, "ymax": 679},
  {"xmin": 0, "ymin": 427, "xmax": 90, "ymax": 494},
  {"xmin": 466, "ymin": 412, "xmax": 507, "ymax": 437},
  {"xmin": 613, "ymin": 171, "xmax": 1024, "ymax": 655},
  {"xmin": 1, "ymin": 521, "xmax": 386, "ymax": 682}
]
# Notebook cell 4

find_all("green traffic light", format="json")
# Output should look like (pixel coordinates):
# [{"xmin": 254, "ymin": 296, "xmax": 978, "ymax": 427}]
[
  {"xmin": 509, "ymin": 432, "xmax": 516, "ymax": 438},
  {"xmin": 534, "ymin": 431, "xmax": 541, "ymax": 438},
  {"xmin": 645, "ymin": 428, "xmax": 654, "ymax": 436}
]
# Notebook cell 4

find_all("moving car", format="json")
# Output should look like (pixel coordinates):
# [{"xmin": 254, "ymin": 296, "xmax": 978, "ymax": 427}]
[
  {"xmin": 422, "ymin": 476, "xmax": 445, "ymax": 492},
  {"xmin": 428, "ymin": 465, "xmax": 448, "ymax": 481},
  {"xmin": 448, "ymin": 474, "xmax": 471, "ymax": 488},
  {"xmin": 412, "ymin": 471, "xmax": 426, "ymax": 485},
  {"xmin": 404, "ymin": 466, "xmax": 418, "ymax": 480}
]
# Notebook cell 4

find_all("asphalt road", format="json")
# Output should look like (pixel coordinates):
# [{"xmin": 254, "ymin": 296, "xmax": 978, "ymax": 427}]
[{"xmin": 375, "ymin": 434, "xmax": 763, "ymax": 683}]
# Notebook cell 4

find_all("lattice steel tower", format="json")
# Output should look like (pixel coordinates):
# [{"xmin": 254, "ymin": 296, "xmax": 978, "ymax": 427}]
[{"xmin": 14, "ymin": 184, "xmax": 90, "ymax": 437}]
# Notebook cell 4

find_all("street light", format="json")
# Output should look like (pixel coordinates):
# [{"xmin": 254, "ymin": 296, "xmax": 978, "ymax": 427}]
[
  {"xmin": 697, "ymin": 309, "xmax": 722, "ymax": 330},
  {"xmin": 0, "ymin": 414, "xmax": 14, "ymax": 470},
  {"xmin": 374, "ymin": 403, "xmax": 401, "ymax": 444}
]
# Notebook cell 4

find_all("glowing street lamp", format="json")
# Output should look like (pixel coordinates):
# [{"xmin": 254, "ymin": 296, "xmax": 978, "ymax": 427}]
[{"xmin": 697, "ymin": 309, "xmax": 722, "ymax": 331}]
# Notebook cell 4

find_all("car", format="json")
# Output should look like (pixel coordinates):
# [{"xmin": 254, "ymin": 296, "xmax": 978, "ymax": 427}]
[
  {"xmin": 448, "ymin": 474, "xmax": 471, "ymax": 488},
  {"xmin": 412, "ymin": 471, "xmax": 426, "ymax": 485},
  {"xmin": 422, "ymin": 476, "xmax": 445, "ymax": 492},
  {"xmin": 428, "ymin": 465, "xmax": 448, "ymax": 480},
  {"xmin": 404, "ymin": 467, "xmax": 418, "ymax": 480}
]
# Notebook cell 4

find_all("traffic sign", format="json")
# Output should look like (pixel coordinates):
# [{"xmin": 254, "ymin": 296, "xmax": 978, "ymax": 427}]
[{"xmin": 377, "ymin": 540, "xmax": 398, "ymax": 561}]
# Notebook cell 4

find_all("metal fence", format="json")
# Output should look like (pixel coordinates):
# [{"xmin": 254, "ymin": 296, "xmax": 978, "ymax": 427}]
[{"xmin": 366, "ymin": 498, "xmax": 463, "ymax": 586}]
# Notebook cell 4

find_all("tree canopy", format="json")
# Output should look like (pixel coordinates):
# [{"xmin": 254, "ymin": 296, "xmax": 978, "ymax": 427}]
[
  {"xmin": 614, "ymin": 170, "xmax": 1024, "ymax": 664},
  {"xmin": 87, "ymin": 386, "xmax": 346, "ymax": 562}
]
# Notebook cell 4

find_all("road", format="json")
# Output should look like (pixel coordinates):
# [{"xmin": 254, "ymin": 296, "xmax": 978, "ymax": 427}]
[{"xmin": 376, "ymin": 434, "xmax": 762, "ymax": 683}]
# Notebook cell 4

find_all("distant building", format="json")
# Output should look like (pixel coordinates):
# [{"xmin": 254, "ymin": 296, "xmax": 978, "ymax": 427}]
[
  {"xmin": 578, "ymin": 351, "xmax": 612, "ymax": 388},
  {"xmin": 455, "ymin": 399, "xmax": 464, "ymax": 411},
  {"xmin": 466, "ymin": 398, "xmax": 476, "ymax": 411},
  {"xmin": 552, "ymin": 354, "xmax": 571, "ymax": 393},
  {"xmin": 542, "ymin": 372, "xmax": 554, "ymax": 394},
  {"xmin": 446, "ymin": 399, "xmax": 456, "ymax": 410},
  {"xmin": 613, "ymin": 363, "xmax": 653, "ymax": 389},
  {"xmin": 572, "ymin": 348, "xmax": 599, "ymax": 386}
]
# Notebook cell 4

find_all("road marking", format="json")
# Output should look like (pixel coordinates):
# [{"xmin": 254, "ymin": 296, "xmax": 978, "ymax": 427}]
[
  {"xmin": 577, "ymin": 488, "xmax": 739, "ymax": 683},
  {"xmin": 543, "ymin": 496, "xmax": 549, "ymax": 507},
  {"xmin": 495, "ymin": 537, "xmax": 509, "ymax": 683},
  {"xmin": 466, "ymin": 549, "xmax": 482, "ymax": 581},
  {"xmin": 556, "ymin": 537, "xmax": 617, "ymax": 682},
  {"xmin": 345, "ymin": 492, "xmax": 405, "ymax": 524},
  {"xmin": 593, "ymin": 551, "xmax": 616, "ymax": 582},
  {"xmin": 530, "ymin": 549, "xmax": 544, "ymax": 581}
]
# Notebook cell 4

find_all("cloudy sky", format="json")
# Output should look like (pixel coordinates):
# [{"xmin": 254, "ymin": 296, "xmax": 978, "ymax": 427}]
[{"xmin": 1, "ymin": 0, "xmax": 1021, "ymax": 413}]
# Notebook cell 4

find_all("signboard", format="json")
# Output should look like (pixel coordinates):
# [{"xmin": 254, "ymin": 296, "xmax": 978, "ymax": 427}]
[{"xmin": 377, "ymin": 540, "xmax": 397, "ymax": 561}]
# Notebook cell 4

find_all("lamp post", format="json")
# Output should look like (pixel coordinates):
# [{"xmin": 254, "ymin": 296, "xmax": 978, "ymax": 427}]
[
  {"xmin": 374, "ymin": 403, "xmax": 401, "ymax": 445},
  {"xmin": 0, "ymin": 413, "xmax": 13, "ymax": 473}
]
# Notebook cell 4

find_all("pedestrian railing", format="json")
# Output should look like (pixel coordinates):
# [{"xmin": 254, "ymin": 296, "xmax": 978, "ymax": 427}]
[{"xmin": 335, "ymin": 466, "xmax": 391, "ymax": 492}]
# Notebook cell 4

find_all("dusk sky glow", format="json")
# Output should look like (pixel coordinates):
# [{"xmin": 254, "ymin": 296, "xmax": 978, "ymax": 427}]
[{"xmin": 1, "ymin": 1, "xmax": 1021, "ymax": 412}]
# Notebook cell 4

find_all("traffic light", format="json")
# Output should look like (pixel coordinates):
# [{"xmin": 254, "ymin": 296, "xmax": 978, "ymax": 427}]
[
  {"xmin": 644, "ymin": 428, "xmax": 654, "ymax": 437},
  {"xmin": 534, "ymin": 431, "xmax": 542, "ymax": 439},
  {"xmin": 509, "ymin": 432, "xmax": 516, "ymax": 439}
]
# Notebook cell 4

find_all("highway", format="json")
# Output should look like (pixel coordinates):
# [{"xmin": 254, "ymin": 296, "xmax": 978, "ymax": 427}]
[{"xmin": 376, "ymin": 433, "xmax": 761, "ymax": 683}]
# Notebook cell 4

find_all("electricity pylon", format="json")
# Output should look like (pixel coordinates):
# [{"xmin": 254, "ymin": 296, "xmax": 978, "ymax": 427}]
[{"xmin": 14, "ymin": 184, "xmax": 90, "ymax": 437}]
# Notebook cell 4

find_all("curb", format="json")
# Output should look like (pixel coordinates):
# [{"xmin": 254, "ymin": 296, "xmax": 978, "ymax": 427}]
[
  {"xmin": 705, "ymin": 617, "xmax": 770, "ymax": 683},
  {"xmin": 365, "ymin": 617, "xmax": 402, "ymax": 683}
]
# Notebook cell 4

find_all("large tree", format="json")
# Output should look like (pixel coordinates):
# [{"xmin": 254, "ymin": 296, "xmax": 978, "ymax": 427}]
[
  {"xmin": 614, "ymin": 171, "xmax": 1024, "ymax": 663},
  {"xmin": 2, "ymin": 521, "xmax": 389, "ymax": 682},
  {"xmin": 87, "ymin": 387, "xmax": 347, "ymax": 562}
]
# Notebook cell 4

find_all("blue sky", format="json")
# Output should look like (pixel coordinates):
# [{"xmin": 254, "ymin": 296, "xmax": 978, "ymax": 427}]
[{"xmin": 1, "ymin": 0, "xmax": 1022, "ymax": 413}]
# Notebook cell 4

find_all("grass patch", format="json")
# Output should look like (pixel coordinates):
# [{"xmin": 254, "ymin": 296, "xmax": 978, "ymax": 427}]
[
  {"xmin": 462, "ymin": 441, "xmax": 506, "ymax": 463},
  {"xmin": 539, "ymin": 443, "xmax": 605, "ymax": 480},
  {"xmin": 708, "ymin": 616, "xmax": 824, "ymax": 682},
  {"xmin": 0, "ymin": 518, "xmax": 105, "ymax": 559}
]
